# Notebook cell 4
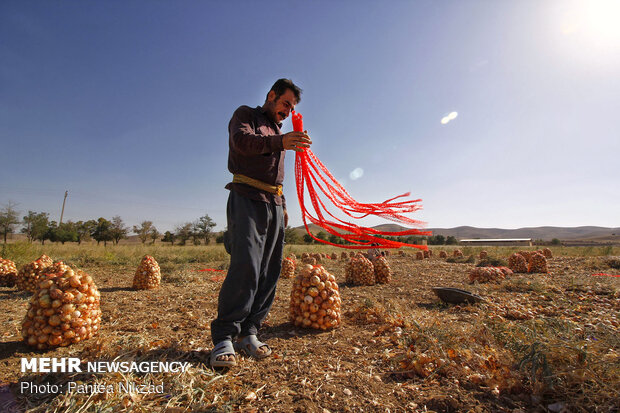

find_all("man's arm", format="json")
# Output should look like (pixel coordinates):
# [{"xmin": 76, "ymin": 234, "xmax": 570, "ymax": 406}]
[{"xmin": 229, "ymin": 107, "xmax": 284, "ymax": 156}]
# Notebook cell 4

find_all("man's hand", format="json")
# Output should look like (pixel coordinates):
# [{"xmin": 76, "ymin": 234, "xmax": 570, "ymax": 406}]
[
  {"xmin": 282, "ymin": 131, "xmax": 312, "ymax": 152},
  {"xmin": 284, "ymin": 209, "xmax": 289, "ymax": 227}
]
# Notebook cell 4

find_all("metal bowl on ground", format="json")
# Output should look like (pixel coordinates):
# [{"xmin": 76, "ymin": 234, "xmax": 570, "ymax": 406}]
[{"xmin": 432, "ymin": 287, "xmax": 485, "ymax": 304}]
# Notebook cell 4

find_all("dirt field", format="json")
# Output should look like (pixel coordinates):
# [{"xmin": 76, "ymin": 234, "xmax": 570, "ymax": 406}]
[{"xmin": 1, "ymin": 245, "xmax": 619, "ymax": 412}]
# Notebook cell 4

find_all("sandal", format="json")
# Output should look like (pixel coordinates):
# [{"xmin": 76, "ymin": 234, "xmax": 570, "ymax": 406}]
[
  {"xmin": 210, "ymin": 340, "xmax": 236, "ymax": 367},
  {"xmin": 235, "ymin": 335, "xmax": 272, "ymax": 359}
]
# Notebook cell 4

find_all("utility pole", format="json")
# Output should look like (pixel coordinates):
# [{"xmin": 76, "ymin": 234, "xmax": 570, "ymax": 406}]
[{"xmin": 59, "ymin": 191, "xmax": 68, "ymax": 225}]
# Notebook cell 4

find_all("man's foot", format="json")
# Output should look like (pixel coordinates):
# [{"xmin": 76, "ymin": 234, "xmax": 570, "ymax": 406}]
[
  {"xmin": 235, "ymin": 335, "xmax": 272, "ymax": 359},
  {"xmin": 210, "ymin": 340, "xmax": 237, "ymax": 367}
]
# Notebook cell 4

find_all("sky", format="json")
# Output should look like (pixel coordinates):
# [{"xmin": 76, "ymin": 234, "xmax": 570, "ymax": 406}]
[{"xmin": 1, "ymin": 0, "xmax": 619, "ymax": 234}]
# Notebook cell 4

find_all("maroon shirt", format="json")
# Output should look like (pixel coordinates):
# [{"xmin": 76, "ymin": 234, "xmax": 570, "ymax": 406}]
[{"xmin": 225, "ymin": 105, "xmax": 287, "ymax": 208}]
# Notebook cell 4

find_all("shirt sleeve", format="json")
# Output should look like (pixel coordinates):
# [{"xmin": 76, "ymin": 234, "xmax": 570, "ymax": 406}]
[{"xmin": 229, "ymin": 107, "xmax": 284, "ymax": 156}]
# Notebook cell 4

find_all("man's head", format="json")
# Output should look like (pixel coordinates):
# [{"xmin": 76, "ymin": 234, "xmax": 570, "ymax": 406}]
[{"xmin": 263, "ymin": 78, "xmax": 302, "ymax": 124}]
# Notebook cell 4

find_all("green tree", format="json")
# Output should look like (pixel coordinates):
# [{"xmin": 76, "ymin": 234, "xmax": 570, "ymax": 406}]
[
  {"xmin": 149, "ymin": 227, "xmax": 160, "ymax": 245},
  {"xmin": 133, "ymin": 221, "xmax": 154, "ymax": 244},
  {"xmin": 162, "ymin": 231, "xmax": 176, "ymax": 245},
  {"xmin": 328, "ymin": 234, "xmax": 342, "ymax": 244},
  {"xmin": 44, "ymin": 221, "xmax": 59, "ymax": 244},
  {"xmin": 175, "ymin": 223, "xmax": 193, "ymax": 246},
  {"xmin": 92, "ymin": 217, "xmax": 113, "ymax": 246},
  {"xmin": 303, "ymin": 233, "xmax": 314, "ymax": 244},
  {"xmin": 110, "ymin": 216, "xmax": 128, "ymax": 245},
  {"xmin": 0, "ymin": 201, "xmax": 20, "ymax": 244},
  {"xmin": 551, "ymin": 238, "xmax": 561, "ymax": 246},
  {"xmin": 194, "ymin": 214, "xmax": 216, "ymax": 245},
  {"xmin": 76, "ymin": 220, "xmax": 96, "ymax": 245},
  {"xmin": 429, "ymin": 235, "xmax": 445, "ymax": 245},
  {"xmin": 316, "ymin": 231, "xmax": 327, "ymax": 241},
  {"xmin": 22, "ymin": 211, "xmax": 49, "ymax": 243},
  {"xmin": 55, "ymin": 221, "xmax": 78, "ymax": 244},
  {"xmin": 446, "ymin": 235, "xmax": 458, "ymax": 245}
]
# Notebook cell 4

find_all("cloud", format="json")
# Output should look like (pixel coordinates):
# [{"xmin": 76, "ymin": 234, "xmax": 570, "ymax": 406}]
[
  {"xmin": 349, "ymin": 167, "xmax": 364, "ymax": 180},
  {"xmin": 441, "ymin": 111, "xmax": 458, "ymax": 125}
]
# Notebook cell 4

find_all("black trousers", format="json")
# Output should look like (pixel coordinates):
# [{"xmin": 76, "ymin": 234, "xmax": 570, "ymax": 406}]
[{"xmin": 210, "ymin": 190, "xmax": 285, "ymax": 345}]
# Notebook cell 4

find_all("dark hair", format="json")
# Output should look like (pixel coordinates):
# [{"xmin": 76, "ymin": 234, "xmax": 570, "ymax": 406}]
[{"xmin": 267, "ymin": 78, "xmax": 302, "ymax": 103}]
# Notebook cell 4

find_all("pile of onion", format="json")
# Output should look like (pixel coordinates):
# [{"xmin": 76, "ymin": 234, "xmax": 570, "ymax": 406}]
[
  {"xmin": 301, "ymin": 253, "xmax": 316, "ymax": 265},
  {"xmin": 415, "ymin": 251, "xmax": 424, "ymax": 260},
  {"xmin": 340, "ymin": 252, "xmax": 348, "ymax": 260},
  {"xmin": 517, "ymin": 250, "xmax": 532, "ymax": 261},
  {"xmin": 468, "ymin": 266, "xmax": 512, "ymax": 283},
  {"xmin": 528, "ymin": 252, "xmax": 548, "ymax": 273},
  {"xmin": 132, "ymin": 255, "xmax": 161, "ymax": 290},
  {"xmin": 21, "ymin": 264, "xmax": 101, "ymax": 349},
  {"xmin": 330, "ymin": 252, "xmax": 337, "ymax": 260},
  {"xmin": 423, "ymin": 250, "xmax": 430, "ymax": 259},
  {"xmin": 542, "ymin": 248, "xmax": 553, "ymax": 258},
  {"xmin": 17, "ymin": 255, "xmax": 54, "ymax": 293},
  {"xmin": 280, "ymin": 257, "xmax": 296, "ymax": 279},
  {"xmin": 508, "ymin": 253, "xmax": 528, "ymax": 273},
  {"xmin": 373, "ymin": 256, "xmax": 392, "ymax": 284},
  {"xmin": 439, "ymin": 251, "xmax": 447, "ymax": 258},
  {"xmin": 287, "ymin": 253, "xmax": 297, "ymax": 261},
  {"xmin": 0, "ymin": 257, "xmax": 18, "ymax": 287},
  {"xmin": 311, "ymin": 253, "xmax": 323, "ymax": 263},
  {"xmin": 479, "ymin": 250, "xmax": 488, "ymax": 259},
  {"xmin": 289, "ymin": 264, "xmax": 341, "ymax": 330},
  {"xmin": 453, "ymin": 250, "xmax": 463, "ymax": 258},
  {"xmin": 345, "ymin": 255, "xmax": 375, "ymax": 285}
]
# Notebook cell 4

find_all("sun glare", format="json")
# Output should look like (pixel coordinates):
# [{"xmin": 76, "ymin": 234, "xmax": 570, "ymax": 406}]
[{"xmin": 559, "ymin": 0, "xmax": 620, "ymax": 48}]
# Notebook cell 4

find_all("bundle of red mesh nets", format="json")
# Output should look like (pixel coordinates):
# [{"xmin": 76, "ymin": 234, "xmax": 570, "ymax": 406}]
[{"xmin": 292, "ymin": 111, "xmax": 430, "ymax": 250}]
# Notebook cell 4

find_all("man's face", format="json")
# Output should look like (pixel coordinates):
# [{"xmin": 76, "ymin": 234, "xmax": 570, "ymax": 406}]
[{"xmin": 265, "ymin": 88, "xmax": 297, "ymax": 123}]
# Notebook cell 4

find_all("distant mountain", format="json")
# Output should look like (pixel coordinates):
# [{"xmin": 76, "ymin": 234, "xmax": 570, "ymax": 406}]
[{"xmin": 294, "ymin": 224, "xmax": 620, "ymax": 241}]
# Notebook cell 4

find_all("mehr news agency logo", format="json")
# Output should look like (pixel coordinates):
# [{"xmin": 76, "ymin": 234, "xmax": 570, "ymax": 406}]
[{"xmin": 20, "ymin": 357, "xmax": 191, "ymax": 395}]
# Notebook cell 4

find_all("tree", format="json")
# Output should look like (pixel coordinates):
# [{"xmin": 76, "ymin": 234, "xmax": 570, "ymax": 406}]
[
  {"xmin": 429, "ymin": 235, "xmax": 445, "ymax": 245},
  {"xmin": 303, "ymin": 233, "xmax": 314, "ymax": 244},
  {"xmin": 0, "ymin": 201, "xmax": 20, "ymax": 244},
  {"xmin": 76, "ymin": 220, "xmax": 96, "ymax": 245},
  {"xmin": 316, "ymin": 231, "xmax": 327, "ymax": 241},
  {"xmin": 22, "ymin": 211, "xmax": 49, "ymax": 243},
  {"xmin": 133, "ymin": 221, "xmax": 154, "ymax": 244},
  {"xmin": 194, "ymin": 214, "xmax": 216, "ymax": 245},
  {"xmin": 551, "ymin": 238, "xmax": 561, "ymax": 246},
  {"xmin": 55, "ymin": 221, "xmax": 78, "ymax": 244},
  {"xmin": 284, "ymin": 226, "xmax": 300, "ymax": 244},
  {"xmin": 446, "ymin": 235, "xmax": 458, "ymax": 245},
  {"xmin": 149, "ymin": 227, "xmax": 160, "ymax": 245},
  {"xmin": 175, "ymin": 223, "xmax": 193, "ymax": 246},
  {"xmin": 110, "ymin": 216, "xmax": 128, "ymax": 245},
  {"xmin": 328, "ymin": 234, "xmax": 342, "ymax": 245},
  {"xmin": 162, "ymin": 231, "xmax": 176, "ymax": 245},
  {"xmin": 44, "ymin": 221, "xmax": 59, "ymax": 244},
  {"xmin": 92, "ymin": 217, "xmax": 113, "ymax": 246}
]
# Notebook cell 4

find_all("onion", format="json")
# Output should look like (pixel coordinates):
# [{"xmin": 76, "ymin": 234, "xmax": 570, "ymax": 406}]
[
  {"xmin": 290, "ymin": 265, "xmax": 341, "ymax": 330},
  {"xmin": 132, "ymin": 255, "xmax": 161, "ymax": 290},
  {"xmin": 0, "ymin": 258, "xmax": 18, "ymax": 287}
]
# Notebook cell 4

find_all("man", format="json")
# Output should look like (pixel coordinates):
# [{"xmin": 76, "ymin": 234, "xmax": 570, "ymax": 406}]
[{"xmin": 210, "ymin": 79, "xmax": 312, "ymax": 367}]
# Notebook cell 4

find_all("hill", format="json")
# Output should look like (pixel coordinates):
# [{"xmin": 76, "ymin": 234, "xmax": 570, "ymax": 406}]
[{"xmin": 294, "ymin": 224, "xmax": 620, "ymax": 242}]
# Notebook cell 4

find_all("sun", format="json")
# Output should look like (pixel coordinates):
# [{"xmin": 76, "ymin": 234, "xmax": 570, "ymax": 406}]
[{"xmin": 560, "ymin": 0, "xmax": 620, "ymax": 47}]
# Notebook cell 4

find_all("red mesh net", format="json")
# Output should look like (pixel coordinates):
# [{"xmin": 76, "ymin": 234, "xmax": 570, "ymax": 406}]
[{"xmin": 292, "ymin": 111, "xmax": 430, "ymax": 250}]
